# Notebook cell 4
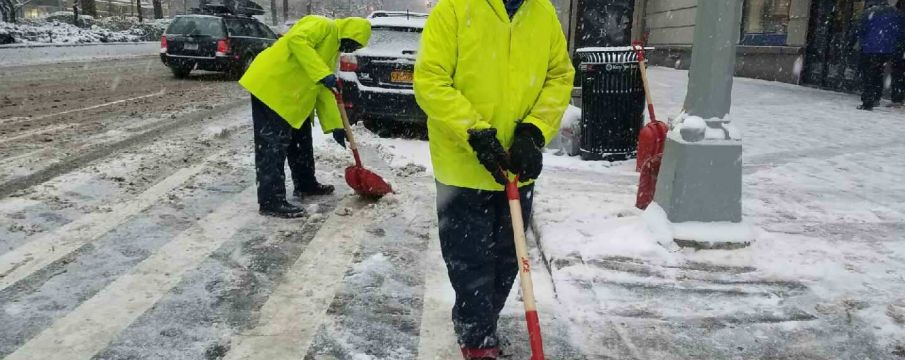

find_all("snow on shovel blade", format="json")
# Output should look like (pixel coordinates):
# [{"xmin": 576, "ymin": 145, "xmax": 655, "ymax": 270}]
[{"xmin": 345, "ymin": 165, "xmax": 394, "ymax": 198}]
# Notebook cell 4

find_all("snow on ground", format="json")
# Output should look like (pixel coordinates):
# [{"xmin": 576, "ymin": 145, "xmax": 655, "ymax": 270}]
[
  {"xmin": 0, "ymin": 16, "xmax": 168, "ymax": 45},
  {"xmin": 258, "ymin": 67, "xmax": 905, "ymax": 358},
  {"xmin": 531, "ymin": 66, "xmax": 905, "ymax": 358},
  {"xmin": 2, "ymin": 55, "xmax": 904, "ymax": 358},
  {"xmin": 351, "ymin": 66, "xmax": 905, "ymax": 357},
  {"xmin": 0, "ymin": 42, "xmax": 158, "ymax": 67}
]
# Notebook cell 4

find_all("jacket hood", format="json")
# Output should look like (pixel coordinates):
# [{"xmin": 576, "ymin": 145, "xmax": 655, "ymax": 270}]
[{"xmin": 335, "ymin": 17, "xmax": 372, "ymax": 46}]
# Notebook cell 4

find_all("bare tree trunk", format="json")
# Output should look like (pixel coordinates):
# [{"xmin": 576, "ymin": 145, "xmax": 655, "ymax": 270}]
[
  {"xmin": 82, "ymin": 0, "xmax": 98, "ymax": 17},
  {"xmin": 0, "ymin": 0, "xmax": 13, "ymax": 23},
  {"xmin": 137, "ymin": 0, "xmax": 143, "ymax": 22},
  {"xmin": 152, "ymin": 0, "xmax": 162, "ymax": 18},
  {"xmin": 269, "ymin": 0, "xmax": 276, "ymax": 25},
  {"xmin": 282, "ymin": 0, "xmax": 287, "ymax": 22}
]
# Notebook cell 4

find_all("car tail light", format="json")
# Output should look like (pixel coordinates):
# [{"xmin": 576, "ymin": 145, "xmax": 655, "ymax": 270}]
[
  {"xmin": 216, "ymin": 39, "xmax": 231, "ymax": 57},
  {"xmin": 340, "ymin": 54, "xmax": 358, "ymax": 72},
  {"xmin": 160, "ymin": 36, "xmax": 167, "ymax": 53}
]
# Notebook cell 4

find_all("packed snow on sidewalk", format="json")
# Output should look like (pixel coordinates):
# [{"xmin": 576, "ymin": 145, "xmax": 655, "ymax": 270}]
[{"xmin": 363, "ymin": 66, "xmax": 905, "ymax": 358}]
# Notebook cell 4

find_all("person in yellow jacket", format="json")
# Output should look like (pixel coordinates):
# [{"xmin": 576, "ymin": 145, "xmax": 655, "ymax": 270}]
[
  {"xmin": 413, "ymin": 0, "xmax": 574, "ymax": 357},
  {"xmin": 239, "ymin": 16, "xmax": 371, "ymax": 218}
]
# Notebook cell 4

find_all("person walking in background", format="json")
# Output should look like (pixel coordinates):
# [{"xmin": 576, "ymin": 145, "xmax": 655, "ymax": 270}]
[
  {"xmin": 414, "ymin": 0, "xmax": 574, "ymax": 358},
  {"xmin": 239, "ymin": 16, "xmax": 371, "ymax": 218},
  {"xmin": 891, "ymin": 0, "xmax": 905, "ymax": 107},
  {"xmin": 858, "ymin": 0, "xmax": 904, "ymax": 110}
]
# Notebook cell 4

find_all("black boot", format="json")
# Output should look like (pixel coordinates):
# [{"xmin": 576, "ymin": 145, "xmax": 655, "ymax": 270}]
[
  {"xmin": 259, "ymin": 201, "xmax": 306, "ymax": 218},
  {"xmin": 294, "ymin": 183, "xmax": 335, "ymax": 197}
]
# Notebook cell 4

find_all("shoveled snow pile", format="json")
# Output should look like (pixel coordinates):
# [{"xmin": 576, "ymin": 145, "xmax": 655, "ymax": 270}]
[{"xmin": 0, "ymin": 16, "xmax": 168, "ymax": 44}]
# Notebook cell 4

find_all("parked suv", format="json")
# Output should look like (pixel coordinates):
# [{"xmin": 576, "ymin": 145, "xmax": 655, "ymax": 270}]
[
  {"xmin": 160, "ymin": 5, "xmax": 276, "ymax": 79},
  {"xmin": 338, "ymin": 14, "xmax": 426, "ymax": 134}
]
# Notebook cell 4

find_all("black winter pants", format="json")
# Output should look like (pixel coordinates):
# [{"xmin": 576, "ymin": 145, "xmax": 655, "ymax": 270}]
[
  {"xmin": 436, "ymin": 181, "xmax": 534, "ymax": 349},
  {"xmin": 892, "ymin": 56, "xmax": 905, "ymax": 104},
  {"xmin": 251, "ymin": 95, "xmax": 318, "ymax": 207},
  {"xmin": 861, "ymin": 53, "xmax": 893, "ymax": 107}
]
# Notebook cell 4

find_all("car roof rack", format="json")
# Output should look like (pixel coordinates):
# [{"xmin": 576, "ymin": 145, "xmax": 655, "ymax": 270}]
[{"xmin": 192, "ymin": 0, "xmax": 264, "ymax": 17}]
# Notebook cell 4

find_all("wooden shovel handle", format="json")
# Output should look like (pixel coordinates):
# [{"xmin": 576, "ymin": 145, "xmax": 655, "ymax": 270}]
[
  {"xmin": 506, "ymin": 177, "xmax": 545, "ymax": 359},
  {"xmin": 332, "ymin": 89, "xmax": 362, "ymax": 167},
  {"xmin": 332, "ymin": 89, "xmax": 358, "ymax": 151},
  {"xmin": 631, "ymin": 42, "xmax": 658, "ymax": 124}
]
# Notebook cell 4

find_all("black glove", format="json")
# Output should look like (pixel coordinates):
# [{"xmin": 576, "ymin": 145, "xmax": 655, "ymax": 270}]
[
  {"xmin": 467, "ymin": 128, "xmax": 510, "ymax": 185},
  {"xmin": 509, "ymin": 122, "xmax": 545, "ymax": 181},
  {"xmin": 339, "ymin": 38, "xmax": 363, "ymax": 53},
  {"xmin": 332, "ymin": 128, "xmax": 346, "ymax": 148},
  {"xmin": 321, "ymin": 74, "xmax": 338, "ymax": 90}
]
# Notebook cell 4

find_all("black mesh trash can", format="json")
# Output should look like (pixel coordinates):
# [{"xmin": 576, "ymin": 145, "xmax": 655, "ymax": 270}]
[{"xmin": 576, "ymin": 47, "xmax": 645, "ymax": 161}]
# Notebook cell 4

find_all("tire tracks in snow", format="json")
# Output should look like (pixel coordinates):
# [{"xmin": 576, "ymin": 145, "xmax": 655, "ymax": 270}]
[
  {"xmin": 4, "ymin": 187, "xmax": 259, "ymax": 360},
  {"xmin": 0, "ymin": 148, "xmax": 231, "ymax": 292},
  {"xmin": 222, "ymin": 196, "xmax": 374, "ymax": 360},
  {"xmin": 0, "ymin": 99, "xmax": 245, "ymax": 198}
]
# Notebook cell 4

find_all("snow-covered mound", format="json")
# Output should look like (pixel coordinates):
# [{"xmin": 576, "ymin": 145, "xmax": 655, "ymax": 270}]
[{"xmin": 0, "ymin": 16, "xmax": 169, "ymax": 44}]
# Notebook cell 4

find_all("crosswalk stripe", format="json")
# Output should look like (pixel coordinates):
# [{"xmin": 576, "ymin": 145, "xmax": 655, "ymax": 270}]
[
  {"xmin": 3, "ymin": 186, "xmax": 257, "ymax": 360},
  {"xmin": 0, "ymin": 149, "xmax": 225, "ymax": 292},
  {"xmin": 416, "ymin": 232, "xmax": 460, "ymax": 360},
  {"xmin": 223, "ymin": 197, "xmax": 370, "ymax": 360}
]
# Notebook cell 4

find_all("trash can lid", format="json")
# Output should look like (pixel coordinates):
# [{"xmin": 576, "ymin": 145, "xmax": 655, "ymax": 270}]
[{"xmin": 575, "ymin": 46, "xmax": 654, "ymax": 64}]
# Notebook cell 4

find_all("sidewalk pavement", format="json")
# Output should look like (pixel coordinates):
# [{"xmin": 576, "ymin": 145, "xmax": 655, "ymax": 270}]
[{"xmin": 531, "ymin": 66, "xmax": 905, "ymax": 359}]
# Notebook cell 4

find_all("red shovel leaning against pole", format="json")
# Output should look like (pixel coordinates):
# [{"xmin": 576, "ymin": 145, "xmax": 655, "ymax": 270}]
[
  {"xmin": 332, "ymin": 89, "xmax": 394, "ymax": 198},
  {"xmin": 503, "ymin": 173, "xmax": 546, "ymax": 360},
  {"xmin": 632, "ymin": 42, "xmax": 668, "ymax": 209}
]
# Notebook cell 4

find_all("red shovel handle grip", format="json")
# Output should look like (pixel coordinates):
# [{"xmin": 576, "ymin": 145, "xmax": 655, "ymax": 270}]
[
  {"xmin": 506, "ymin": 175, "xmax": 520, "ymax": 201},
  {"xmin": 631, "ymin": 41, "xmax": 647, "ymax": 62}
]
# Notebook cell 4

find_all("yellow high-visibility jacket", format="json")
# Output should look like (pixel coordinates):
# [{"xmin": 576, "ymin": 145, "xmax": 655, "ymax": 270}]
[
  {"xmin": 414, "ymin": 0, "xmax": 575, "ymax": 191},
  {"xmin": 239, "ymin": 16, "xmax": 371, "ymax": 132}
]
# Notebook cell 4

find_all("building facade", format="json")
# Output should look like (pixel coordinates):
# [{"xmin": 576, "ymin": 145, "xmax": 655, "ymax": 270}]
[
  {"xmin": 633, "ymin": 0, "xmax": 811, "ymax": 84},
  {"xmin": 630, "ymin": 0, "xmax": 899, "ymax": 92}
]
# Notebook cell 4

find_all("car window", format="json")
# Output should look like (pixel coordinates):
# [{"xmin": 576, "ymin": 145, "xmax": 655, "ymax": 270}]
[
  {"xmin": 254, "ymin": 22, "xmax": 277, "ymax": 39},
  {"xmin": 225, "ymin": 19, "xmax": 260, "ymax": 37},
  {"xmin": 363, "ymin": 27, "xmax": 421, "ymax": 55},
  {"xmin": 166, "ymin": 17, "xmax": 225, "ymax": 37}
]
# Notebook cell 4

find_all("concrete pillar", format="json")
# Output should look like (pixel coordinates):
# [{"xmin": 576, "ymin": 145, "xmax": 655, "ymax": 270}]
[
  {"xmin": 654, "ymin": 0, "xmax": 748, "ymax": 248},
  {"xmin": 683, "ymin": 0, "xmax": 743, "ymax": 120}
]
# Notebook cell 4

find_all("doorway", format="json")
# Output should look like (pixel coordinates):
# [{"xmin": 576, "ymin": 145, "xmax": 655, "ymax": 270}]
[{"xmin": 802, "ymin": 0, "xmax": 867, "ymax": 91}]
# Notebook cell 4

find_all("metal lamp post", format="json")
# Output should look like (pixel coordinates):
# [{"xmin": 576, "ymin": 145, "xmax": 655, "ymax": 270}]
[{"xmin": 653, "ymin": 0, "xmax": 751, "ymax": 249}]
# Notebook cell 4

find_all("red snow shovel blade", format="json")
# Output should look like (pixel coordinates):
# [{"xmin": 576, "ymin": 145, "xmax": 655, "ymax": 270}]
[{"xmin": 345, "ymin": 165, "xmax": 393, "ymax": 198}]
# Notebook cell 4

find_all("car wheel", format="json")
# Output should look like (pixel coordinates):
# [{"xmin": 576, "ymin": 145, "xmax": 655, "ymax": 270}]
[
  {"xmin": 363, "ymin": 118, "xmax": 394, "ymax": 138},
  {"xmin": 363, "ymin": 117, "xmax": 381, "ymax": 134},
  {"xmin": 231, "ymin": 53, "xmax": 255, "ymax": 80},
  {"xmin": 170, "ymin": 65, "xmax": 191, "ymax": 79}
]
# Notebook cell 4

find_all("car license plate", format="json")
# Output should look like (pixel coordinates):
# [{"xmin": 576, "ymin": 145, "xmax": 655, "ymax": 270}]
[
  {"xmin": 184, "ymin": 42, "xmax": 198, "ymax": 50},
  {"xmin": 390, "ymin": 70, "xmax": 413, "ymax": 84}
]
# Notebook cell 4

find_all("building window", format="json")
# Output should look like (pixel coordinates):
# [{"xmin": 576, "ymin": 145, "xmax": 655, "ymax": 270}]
[{"xmin": 741, "ymin": 0, "xmax": 792, "ymax": 46}]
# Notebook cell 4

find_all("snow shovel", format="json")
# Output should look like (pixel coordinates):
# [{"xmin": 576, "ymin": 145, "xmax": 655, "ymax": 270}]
[
  {"xmin": 632, "ymin": 41, "xmax": 667, "ymax": 173},
  {"xmin": 332, "ymin": 89, "xmax": 394, "ymax": 198},
  {"xmin": 631, "ymin": 42, "xmax": 669, "ymax": 209},
  {"xmin": 503, "ymin": 174, "xmax": 546, "ymax": 360}
]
